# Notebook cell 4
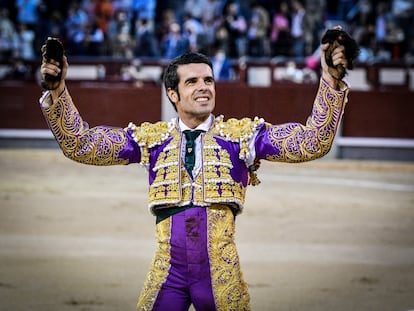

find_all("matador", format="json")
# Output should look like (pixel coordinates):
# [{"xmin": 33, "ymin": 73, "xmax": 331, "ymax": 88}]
[{"xmin": 40, "ymin": 36, "xmax": 351, "ymax": 311}]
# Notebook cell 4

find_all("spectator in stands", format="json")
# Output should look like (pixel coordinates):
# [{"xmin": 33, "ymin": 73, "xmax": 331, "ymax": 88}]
[
  {"xmin": 270, "ymin": 1, "xmax": 291, "ymax": 57},
  {"xmin": 391, "ymin": 0, "xmax": 413, "ymax": 59},
  {"xmin": 109, "ymin": 9, "xmax": 132, "ymax": 38},
  {"xmin": 197, "ymin": 0, "xmax": 223, "ymax": 25},
  {"xmin": 113, "ymin": 0, "xmax": 133, "ymax": 16},
  {"xmin": 16, "ymin": 0, "xmax": 39, "ymax": 30},
  {"xmin": 302, "ymin": 0, "xmax": 325, "ymax": 56},
  {"xmin": 6, "ymin": 0, "xmax": 410, "ymax": 63},
  {"xmin": 84, "ymin": 21, "xmax": 105, "ymax": 56},
  {"xmin": 346, "ymin": 0, "xmax": 375, "ymax": 44},
  {"xmin": 211, "ymin": 47, "xmax": 233, "ymax": 80},
  {"xmin": 184, "ymin": 0, "xmax": 207, "ymax": 22},
  {"xmin": 183, "ymin": 13, "xmax": 205, "ymax": 53},
  {"xmin": 337, "ymin": 0, "xmax": 355, "ymax": 21},
  {"xmin": 0, "ymin": 8, "xmax": 16, "ymax": 60},
  {"xmin": 213, "ymin": 25, "xmax": 230, "ymax": 56},
  {"xmin": 113, "ymin": 22, "xmax": 134, "ymax": 58},
  {"xmin": 13, "ymin": 23, "xmax": 35, "ymax": 60},
  {"xmin": 94, "ymin": 0, "xmax": 113, "ymax": 36},
  {"xmin": 35, "ymin": 0, "xmax": 48, "ymax": 53},
  {"xmin": 246, "ymin": 1, "xmax": 270, "ymax": 57},
  {"xmin": 132, "ymin": 0, "xmax": 156, "ymax": 34},
  {"xmin": 110, "ymin": 10, "xmax": 134, "ymax": 58},
  {"xmin": 65, "ymin": 3, "xmax": 90, "ymax": 55},
  {"xmin": 356, "ymin": 27, "xmax": 375, "ymax": 62},
  {"xmin": 134, "ymin": 18, "xmax": 160, "ymax": 57},
  {"xmin": 375, "ymin": 1, "xmax": 388, "ymax": 51},
  {"xmin": 47, "ymin": 12, "xmax": 65, "ymax": 43},
  {"xmin": 156, "ymin": 9, "xmax": 178, "ymax": 49},
  {"xmin": 81, "ymin": 0, "xmax": 96, "ymax": 21},
  {"xmin": 196, "ymin": 0, "xmax": 224, "ymax": 55},
  {"xmin": 290, "ymin": 0, "xmax": 306, "ymax": 59},
  {"xmin": 161, "ymin": 22, "xmax": 190, "ymax": 59},
  {"xmin": 222, "ymin": 1, "xmax": 247, "ymax": 58}
]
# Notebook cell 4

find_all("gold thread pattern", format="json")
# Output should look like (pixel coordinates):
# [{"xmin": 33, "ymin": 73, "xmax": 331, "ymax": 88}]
[
  {"xmin": 211, "ymin": 115, "xmax": 264, "ymax": 161},
  {"xmin": 148, "ymin": 134, "xmax": 182, "ymax": 207},
  {"xmin": 201, "ymin": 135, "xmax": 245, "ymax": 207},
  {"xmin": 42, "ymin": 89, "xmax": 129, "ymax": 165},
  {"xmin": 145, "ymin": 131, "xmax": 246, "ymax": 213},
  {"xmin": 266, "ymin": 79, "xmax": 348, "ymax": 162},
  {"xmin": 207, "ymin": 205, "xmax": 250, "ymax": 310},
  {"xmin": 137, "ymin": 217, "xmax": 172, "ymax": 311},
  {"xmin": 211, "ymin": 116, "xmax": 265, "ymax": 185},
  {"xmin": 128, "ymin": 121, "xmax": 175, "ymax": 166}
]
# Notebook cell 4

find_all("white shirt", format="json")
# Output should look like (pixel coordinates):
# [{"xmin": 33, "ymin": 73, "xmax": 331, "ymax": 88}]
[
  {"xmin": 178, "ymin": 114, "xmax": 257, "ymax": 178},
  {"xmin": 179, "ymin": 115, "xmax": 213, "ymax": 177}
]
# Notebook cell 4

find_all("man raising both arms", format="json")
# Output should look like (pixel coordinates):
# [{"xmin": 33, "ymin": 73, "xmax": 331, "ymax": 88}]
[{"xmin": 40, "ymin": 29, "xmax": 352, "ymax": 311}]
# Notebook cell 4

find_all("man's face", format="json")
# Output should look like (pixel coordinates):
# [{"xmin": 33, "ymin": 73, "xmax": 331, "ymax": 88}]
[{"xmin": 168, "ymin": 63, "xmax": 216, "ymax": 127}]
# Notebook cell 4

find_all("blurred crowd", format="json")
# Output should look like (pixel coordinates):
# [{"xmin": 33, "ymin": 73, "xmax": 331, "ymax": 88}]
[{"xmin": 0, "ymin": 0, "xmax": 413, "ymax": 66}]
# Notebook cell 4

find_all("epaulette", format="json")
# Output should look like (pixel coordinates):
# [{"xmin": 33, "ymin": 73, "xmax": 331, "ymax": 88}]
[
  {"xmin": 127, "ymin": 121, "xmax": 175, "ymax": 165},
  {"xmin": 212, "ymin": 115, "xmax": 265, "ymax": 160}
]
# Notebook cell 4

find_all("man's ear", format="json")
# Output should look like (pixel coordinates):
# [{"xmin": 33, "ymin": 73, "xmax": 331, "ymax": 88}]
[{"xmin": 167, "ymin": 88, "xmax": 178, "ymax": 104}]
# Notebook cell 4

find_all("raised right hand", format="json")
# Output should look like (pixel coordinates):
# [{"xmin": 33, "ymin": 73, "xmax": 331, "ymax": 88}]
[{"xmin": 40, "ymin": 44, "xmax": 68, "ymax": 96}]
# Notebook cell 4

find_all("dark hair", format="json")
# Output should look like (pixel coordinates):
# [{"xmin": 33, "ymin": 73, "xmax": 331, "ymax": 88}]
[{"xmin": 163, "ymin": 52, "xmax": 213, "ymax": 110}]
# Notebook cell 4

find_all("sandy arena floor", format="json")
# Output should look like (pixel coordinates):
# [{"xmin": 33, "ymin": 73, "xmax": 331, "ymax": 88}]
[{"xmin": 0, "ymin": 149, "xmax": 413, "ymax": 311}]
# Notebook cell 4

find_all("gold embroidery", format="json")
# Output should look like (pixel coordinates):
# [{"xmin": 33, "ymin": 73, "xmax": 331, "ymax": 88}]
[
  {"xmin": 266, "ymin": 79, "xmax": 347, "ymax": 162},
  {"xmin": 128, "ymin": 121, "xmax": 175, "ymax": 166},
  {"xmin": 43, "ymin": 89, "xmax": 128, "ymax": 165},
  {"xmin": 211, "ymin": 116, "xmax": 265, "ymax": 185},
  {"xmin": 137, "ymin": 217, "xmax": 172, "ymax": 311},
  {"xmin": 207, "ymin": 205, "xmax": 250, "ymax": 311},
  {"xmin": 148, "ymin": 134, "xmax": 182, "ymax": 208},
  {"xmin": 147, "ymin": 131, "xmax": 247, "ymax": 213},
  {"xmin": 211, "ymin": 115, "xmax": 264, "ymax": 161},
  {"xmin": 201, "ymin": 135, "xmax": 246, "ymax": 209}
]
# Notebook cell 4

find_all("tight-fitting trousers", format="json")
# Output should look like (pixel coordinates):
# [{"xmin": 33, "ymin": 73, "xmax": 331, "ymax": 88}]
[{"xmin": 136, "ymin": 205, "xmax": 250, "ymax": 311}]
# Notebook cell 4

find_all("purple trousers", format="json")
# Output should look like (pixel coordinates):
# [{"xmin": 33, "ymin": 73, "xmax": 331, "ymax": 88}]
[{"xmin": 137, "ymin": 205, "xmax": 250, "ymax": 311}]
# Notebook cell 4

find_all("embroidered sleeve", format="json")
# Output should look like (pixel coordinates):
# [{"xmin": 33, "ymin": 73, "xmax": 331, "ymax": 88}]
[
  {"xmin": 40, "ymin": 88, "xmax": 139, "ymax": 165},
  {"xmin": 257, "ymin": 78, "xmax": 349, "ymax": 162}
]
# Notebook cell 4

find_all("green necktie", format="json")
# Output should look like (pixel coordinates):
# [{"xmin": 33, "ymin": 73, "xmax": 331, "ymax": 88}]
[{"xmin": 184, "ymin": 130, "xmax": 203, "ymax": 178}]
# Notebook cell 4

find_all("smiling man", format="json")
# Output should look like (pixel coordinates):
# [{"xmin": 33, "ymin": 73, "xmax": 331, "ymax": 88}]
[
  {"xmin": 167, "ymin": 61, "xmax": 216, "ymax": 128},
  {"xmin": 40, "ymin": 35, "xmax": 351, "ymax": 311}
]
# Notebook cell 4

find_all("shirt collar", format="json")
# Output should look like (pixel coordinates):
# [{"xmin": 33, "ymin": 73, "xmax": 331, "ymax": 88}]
[{"xmin": 178, "ymin": 114, "xmax": 213, "ymax": 132}]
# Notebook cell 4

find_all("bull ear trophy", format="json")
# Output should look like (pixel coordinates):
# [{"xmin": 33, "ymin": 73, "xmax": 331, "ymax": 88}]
[
  {"xmin": 321, "ymin": 26, "xmax": 360, "ymax": 80},
  {"xmin": 41, "ymin": 37, "xmax": 65, "ymax": 90}
]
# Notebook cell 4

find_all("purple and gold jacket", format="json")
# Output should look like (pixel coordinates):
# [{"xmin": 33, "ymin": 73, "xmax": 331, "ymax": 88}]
[{"xmin": 40, "ymin": 78, "xmax": 349, "ymax": 214}]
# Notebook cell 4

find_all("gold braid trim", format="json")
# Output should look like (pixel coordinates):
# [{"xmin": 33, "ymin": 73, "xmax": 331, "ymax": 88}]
[
  {"xmin": 137, "ymin": 217, "xmax": 172, "ymax": 311},
  {"xmin": 148, "ymin": 134, "xmax": 182, "ymax": 208},
  {"xmin": 200, "ymin": 135, "xmax": 246, "ymax": 207},
  {"xmin": 207, "ymin": 205, "xmax": 250, "ymax": 311},
  {"xmin": 128, "ymin": 121, "xmax": 176, "ymax": 166},
  {"xmin": 211, "ymin": 115, "xmax": 265, "ymax": 186}
]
